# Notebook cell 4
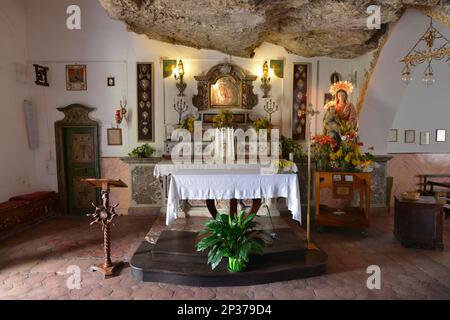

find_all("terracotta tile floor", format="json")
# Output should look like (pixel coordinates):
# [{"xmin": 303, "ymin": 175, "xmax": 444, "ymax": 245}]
[{"xmin": 0, "ymin": 211, "xmax": 449, "ymax": 300}]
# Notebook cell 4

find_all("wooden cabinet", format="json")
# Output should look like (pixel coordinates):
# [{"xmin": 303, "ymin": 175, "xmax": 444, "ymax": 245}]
[
  {"xmin": 315, "ymin": 171, "xmax": 371, "ymax": 232},
  {"xmin": 394, "ymin": 196, "xmax": 444, "ymax": 250}
]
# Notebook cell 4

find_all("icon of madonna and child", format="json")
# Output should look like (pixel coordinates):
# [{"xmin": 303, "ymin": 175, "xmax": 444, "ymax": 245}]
[{"xmin": 315, "ymin": 81, "xmax": 374, "ymax": 173}]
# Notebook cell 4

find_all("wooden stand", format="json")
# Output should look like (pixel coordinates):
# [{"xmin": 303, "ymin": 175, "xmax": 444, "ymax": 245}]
[
  {"xmin": 315, "ymin": 172, "xmax": 371, "ymax": 234},
  {"xmin": 83, "ymin": 179, "xmax": 128, "ymax": 278}
]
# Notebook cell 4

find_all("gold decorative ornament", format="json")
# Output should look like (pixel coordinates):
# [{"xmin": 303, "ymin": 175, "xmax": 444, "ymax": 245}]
[
  {"xmin": 174, "ymin": 60, "xmax": 187, "ymax": 96},
  {"xmin": 400, "ymin": 16, "xmax": 450, "ymax": 86},
  {"xmin": 261, "ymin": 61, "xmax": 272, "ymax": 98},
  {"xmin": 329, "ymin": 80, "xmax": 354, "ymax": 96}
]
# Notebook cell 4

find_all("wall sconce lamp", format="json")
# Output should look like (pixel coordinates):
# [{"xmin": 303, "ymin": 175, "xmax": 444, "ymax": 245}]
[
  {"xmin": 174, "ymin": 60, "xmax": 187, "ymax": 96},
  {"xmin": 261, "ymin": 61, "xmax": 272, "ymax": 98}
]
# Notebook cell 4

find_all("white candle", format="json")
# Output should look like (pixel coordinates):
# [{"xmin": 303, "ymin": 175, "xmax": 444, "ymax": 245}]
[{"xmin": 289, "ymin": 152, "xmax": 294, "ymax": 162}]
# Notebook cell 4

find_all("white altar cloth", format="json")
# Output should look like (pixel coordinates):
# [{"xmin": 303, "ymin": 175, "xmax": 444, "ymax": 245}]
[
  {"xmin": 154, "ymin": 161, "xmax": 298, "ymax": 178},
  {"xmin": 165, "ymin": 168, "xmax": 301, "ymax": 226}
]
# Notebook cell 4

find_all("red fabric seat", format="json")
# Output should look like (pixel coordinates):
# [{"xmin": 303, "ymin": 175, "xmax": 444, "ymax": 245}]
[
  {"xmin": 9, "ymin": 191, "xmax": 56, "ymax": 202},
  {"xmin": 0, "ymin": 200, "xmax": 28, "ymax": 213}
]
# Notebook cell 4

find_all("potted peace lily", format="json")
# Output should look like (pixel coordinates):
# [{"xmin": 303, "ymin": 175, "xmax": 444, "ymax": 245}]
[{"xmin": 196, "ymin": 211, "xmax": 268, "ymax": 272}]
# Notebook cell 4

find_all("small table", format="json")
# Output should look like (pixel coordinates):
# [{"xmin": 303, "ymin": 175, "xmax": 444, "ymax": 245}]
[{"xmin": 394, "ymin": 196, "xmax": 444, "ymax": 250}]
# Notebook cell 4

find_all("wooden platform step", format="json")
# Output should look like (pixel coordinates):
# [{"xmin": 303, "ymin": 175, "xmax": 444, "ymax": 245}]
[{"xmin": 130, "ymin": 230, "xmax": 327, "ymax": 287}]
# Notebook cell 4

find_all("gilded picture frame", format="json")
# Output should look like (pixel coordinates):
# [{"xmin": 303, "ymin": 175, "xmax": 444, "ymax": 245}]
[
  {"xmin": 209, "ymin": 75, "xmax": 243, "ymax": 109},
  {"xmin": 66, "ymin": 65, "xmax": 87, "ymax": 91}
]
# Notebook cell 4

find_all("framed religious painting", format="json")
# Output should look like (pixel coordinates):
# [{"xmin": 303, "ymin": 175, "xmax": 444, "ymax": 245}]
[
  {"xmin": 388, "ymin": 129, "xmax": 398, "ymax": 142},
  {"xmin": 107, "ymin": 128, "xmax": 122, "ymax": 146},
  {"xmin": 292, "ymin": 63, "xmax": 311, "ymax": 141},
  {"xmin": 404, "ymin": 130, "xmax": 415, "ymax": 143},
  {"xmin": 436, "ymin": 129, "xmax": 446, "ymax": 142},
  {"xmin": 137, "ymin": 63, "xmax": 154, "ymax": 142},
  {"xmin": 420, "ymin": 131, "xmax": 430, "ymax": 145},
  {"xmin": 210, "ymin": 75, "xmax": 242, "ymax": 108},
  {"xmin": 66, "ymin": 65, "xmax": 87, "ymax": 91}
]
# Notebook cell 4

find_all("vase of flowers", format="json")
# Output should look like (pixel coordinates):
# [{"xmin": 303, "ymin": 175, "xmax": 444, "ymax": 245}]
[{"xmin": 311, "ymin": 120, "xmax": 374, "ymax": 172}]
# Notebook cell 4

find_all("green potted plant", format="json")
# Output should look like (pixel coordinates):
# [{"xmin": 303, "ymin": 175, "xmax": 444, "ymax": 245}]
[
  {"xmin": 128, "ymin": 144, "xmax": 156, "ymax": 158},
  {"xmin": 280, "ymin": 136, "xmax": 305, "ymax": 162},
  {"xmin": 196, "ymin": 211, "xmax": 268, "ymax": 272}
]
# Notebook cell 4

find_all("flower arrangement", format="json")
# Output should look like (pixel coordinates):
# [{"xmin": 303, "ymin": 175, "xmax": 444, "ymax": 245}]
[
  {"xmin": 179, "ymin": 115, "xmax": 196, "ymax": 133},
  {"xmin": 128, "ymin": 144, "xmax": 155, "ymax": 158},
  {"xmin": 271, "ymin": 159, "xmax": 297, "ymax": 174},
  {"xmin": 312, "ymin": 121, "xmax": 374, "ymax": 172},
  {"xmin": 252, "ymin": 117, "xmax": 272, "ymax": 132},
  {"xmin": 213, "ymin": 110, "xmax": 234, "ymax": 128}
]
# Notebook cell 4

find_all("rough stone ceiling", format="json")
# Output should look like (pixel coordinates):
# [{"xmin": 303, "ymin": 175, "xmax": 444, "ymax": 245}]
[{"xmin": 99, "ymin": 0, "xmax": 450, "ymax": 59}]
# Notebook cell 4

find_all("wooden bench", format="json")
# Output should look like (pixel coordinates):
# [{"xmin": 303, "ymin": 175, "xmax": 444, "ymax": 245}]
[
  {"xmin": 419, "ymin": 174, "xmax": 450, "ymax": 219},
  {"xmin": 0, "ymin": 191, "xmax": 59, "ymax": 241}
]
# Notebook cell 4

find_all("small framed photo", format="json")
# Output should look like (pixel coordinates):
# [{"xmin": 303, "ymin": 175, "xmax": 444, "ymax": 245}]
[
  {"xmin": 107, "ymin": 128, "xmax": 123, "ymax": 146},
  {"xmin": 388, "ymin": 129, "xmax": 398, "ymax": 142},
  {"xmin": 333, "ymin": 174, "xmax": 342, "ymax": 182},
  {"xmin": 404, "ymin": 130, "xmax": 415, "ymax": 143},
  {"xmin": 107, "ymin": 77, "xmax": 115, "ymax": 87},
  {"xmin": 344, "ymin": 175, "xmax": 354, "ymax": 182},
  {"xmin": 436, "ymin": 129, "xmax": 446, "ymax": 142},
  {"xmin": 66, "ymin": 64, "xmax": 87, "ymax": 91},
  {"xmin": 420, "ymin": 131, "xmax": 430, "ymax": 145}
]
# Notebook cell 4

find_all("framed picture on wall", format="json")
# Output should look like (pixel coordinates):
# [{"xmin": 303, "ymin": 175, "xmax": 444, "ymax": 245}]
[
  {"xmin": 137, "ymin": 63, "xmax": 154, "ymax": 142},
  {"xmin": 107, "ymin": 128, "xmax": 123, "ymax": 146},
  {"xmin": 404, "ymin": 130, "xmax": 415, "ymax": 143},
  {"xmin": 420, "ymin": 131, "xmax": 430, "ymax": 145},
  {"xmin": 436, "ymin": 129, "xmax": 446, "ymax": 142},
  {"xmin": 66, "ymin": 64, "xmax": 87, "ymax": 91},
  {"xmin": 388, "ymin": 129, "xmax": 398, "ymax": 142}
]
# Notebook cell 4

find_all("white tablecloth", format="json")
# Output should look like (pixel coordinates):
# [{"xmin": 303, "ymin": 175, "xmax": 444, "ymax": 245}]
[
  {"xmin": 166, "ymin": 169, "xmax": 301, "ymax": 226},
  {"xmin": 154, "ymin": 161, "xmax": 298, "ymax": 178}
]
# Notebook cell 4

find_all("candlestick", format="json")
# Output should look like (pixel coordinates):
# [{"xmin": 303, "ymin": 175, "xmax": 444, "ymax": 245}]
[{"xmin": 264, "ymin": 98, "xmax": 279, "ymax": 124}]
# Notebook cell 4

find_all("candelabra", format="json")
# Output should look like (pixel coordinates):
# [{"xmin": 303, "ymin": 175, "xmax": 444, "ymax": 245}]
[
  {"xmin": 174, "ymin": 98, "xmax": 189, "ymax": 124},
  {"xmin": 264, "ymin": 98, "xmax": 279, "ymax": 124}
]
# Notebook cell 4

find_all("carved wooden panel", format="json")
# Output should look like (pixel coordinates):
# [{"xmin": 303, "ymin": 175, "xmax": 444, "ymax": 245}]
[
  {"xmin": 73, "ymin": 176, "xmax": 96, "ymax": 209},
  {"xmin": 137, "ymin": 63, "xmax": 154, "ymax": 141},
  {"xmin": 71, "ymin": 134, "xmax": 94, "ymax": 163}
]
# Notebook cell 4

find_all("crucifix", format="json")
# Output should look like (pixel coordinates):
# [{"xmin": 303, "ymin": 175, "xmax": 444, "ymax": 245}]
[
  {"xmin": 304, "ymin": 104, "xmax": 321, "ymax": 251},
  {"xmin": 83, "ymin": 179, "xmax": 128, "ymax": 278}
]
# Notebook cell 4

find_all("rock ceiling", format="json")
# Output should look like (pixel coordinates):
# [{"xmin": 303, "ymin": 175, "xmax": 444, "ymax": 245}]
[{"xmin": 99, "ymin": 0, "xmax": 450, "ymax": 59}]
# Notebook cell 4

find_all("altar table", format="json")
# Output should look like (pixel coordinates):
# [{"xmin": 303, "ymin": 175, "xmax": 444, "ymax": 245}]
[{"xmin": 165, "ymin": 168, "xmax": 301, "ymax": 225}]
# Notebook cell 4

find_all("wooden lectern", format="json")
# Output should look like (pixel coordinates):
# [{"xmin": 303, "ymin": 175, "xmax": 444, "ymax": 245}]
[{"xmin": 83, "ymin": 179, "xmax": 128, "ymax": 278}]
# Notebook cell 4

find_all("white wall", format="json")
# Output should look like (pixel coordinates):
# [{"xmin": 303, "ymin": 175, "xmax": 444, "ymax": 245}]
[
  {"xmin": 0, "ymin": 0, "xmax": 37, "ymax": 202},
  {"xmin": 359, "ymin": 9, "xmax": 450, "ymax": 155},
  {"xmin": 24, "ymin": 0, "xmax": 357, "ymax": 191}
]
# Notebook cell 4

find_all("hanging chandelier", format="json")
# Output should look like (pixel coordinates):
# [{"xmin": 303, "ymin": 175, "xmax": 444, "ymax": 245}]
[{"xmin": 400, "ymin": 16, "xmax": 450, "ymax": 86}]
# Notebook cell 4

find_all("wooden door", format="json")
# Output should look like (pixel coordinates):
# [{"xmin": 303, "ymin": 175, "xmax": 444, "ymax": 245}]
[
  {"xmin": 55, "ymin": 104, "xmax": 101, "ymax": 216},
  {"xmin": 63, "ymin": 127, "xmax": 100, "ymax": 215}
]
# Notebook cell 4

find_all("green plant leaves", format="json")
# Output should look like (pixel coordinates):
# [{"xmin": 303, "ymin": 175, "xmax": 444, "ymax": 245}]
[
  {"xmin": 128, "ymin": 143, "xmax": 155, "ymax": 158},
  {"xmin": 195, "ymin": 211, "xmax": 267, "ymax": 271}
]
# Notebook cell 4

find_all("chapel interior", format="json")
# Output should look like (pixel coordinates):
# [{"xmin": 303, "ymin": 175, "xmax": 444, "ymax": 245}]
[{"xmin": 0, "ymin": 0, "xmax": 449, "ymax": 300}]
